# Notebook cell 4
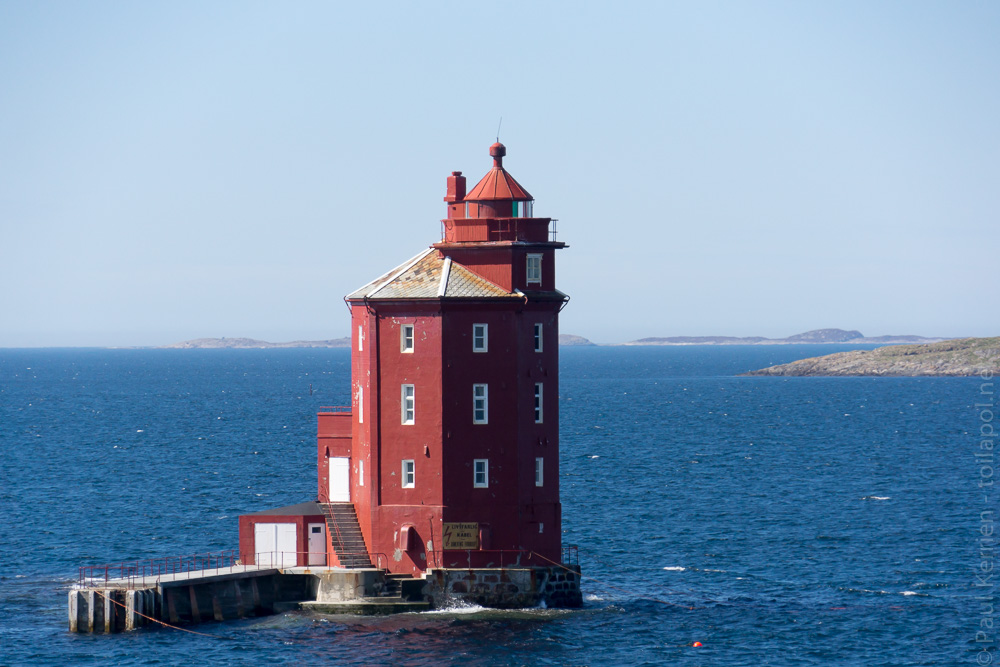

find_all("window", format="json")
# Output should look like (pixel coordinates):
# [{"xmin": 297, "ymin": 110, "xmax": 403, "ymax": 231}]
[
  {"xmin": 526, "ymin": 254, "xmax": 542, "ymax": 284},
  {"xmin": 359, "ymin": 386, "xmax": 364, "ymax": 424},
  {"xmin": 473, "ymin": 323, "xmax": 488, "ymax": 352},
  {"xmin": 401, "ymin": 324, "xmax": 414, "ymax": 353},
  {"xmin": 401, "ymin": 384, "xmax": 415, "ymax": 425},
  {"xmin": 358, "ymin": 325, "xmax": 363, "ymax": 351},
  {"xmin": 535, "ymin": 457, "xmax": 544, "ymax": 487},
  {"xmin": 533, "ymin": 323, "xmax": 543, "ymax": 352},
  {"xmin": 359, "ymin": 460, "xmax": 364, "ymax": 487},
  {"xmin": 534, "ymin": 383, "xmax": 543, "ymax": 423},
  {"xmin": 402, "ymin": 459, "xmax": 415, "ymax": 488},
  {"xmin": 474, "ymin": 459, "xmax": 489, "ymax": 488},
  {"xmin": 473, "ymin": 384, "xmax": 488, "ymax": 424}
]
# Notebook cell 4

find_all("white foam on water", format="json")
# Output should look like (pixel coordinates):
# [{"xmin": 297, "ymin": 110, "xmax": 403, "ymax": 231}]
[
  {"xmin": 423, "ymin": 602, "xmax": 489, "ymax": 615},
  {"xmin": 662, "ymin": 566, "xmax": 686, "ymax": 571}
]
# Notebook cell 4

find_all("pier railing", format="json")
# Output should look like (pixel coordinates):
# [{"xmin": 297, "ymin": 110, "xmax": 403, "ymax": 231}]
[
  {"xmin": 77, "ymin": 549, "xmax": 390, "ymax": 589},
  {"xmin": 425, "ymin": 547, "xmax": 579, "ymax": 569},
  {"xmin": 562, "ymin": 544, "xmax": 579, "ymax": 566}
]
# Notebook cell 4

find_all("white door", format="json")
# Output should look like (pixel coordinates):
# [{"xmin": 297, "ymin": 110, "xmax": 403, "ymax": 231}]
[
  {"xmin": 276, "ymin": 523, "xmax": 297, "ymax": 568},
  {"xmin": 254, "ymin": 523, "xmax": 297, "ymax": 568},
  {"xmin": 307, "ymin": 523, "xmax": 326, "ymax": 566},
  {"xmin": 254, "ymin": 523, "xmax": 275, "ymax": 566},
  {"xmin": 329, "ymin": 457, "xmax": 350, "ymax": 502}
]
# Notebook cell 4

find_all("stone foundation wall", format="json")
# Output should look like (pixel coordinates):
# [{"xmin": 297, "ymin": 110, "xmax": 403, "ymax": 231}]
[{"xmin": 423, "ymin": 566, "xmax": 582, "ymax": 609}]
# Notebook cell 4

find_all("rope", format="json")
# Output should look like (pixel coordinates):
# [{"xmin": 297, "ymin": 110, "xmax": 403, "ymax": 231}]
[
  {"xmin": 93, "ymin": 589, "xmax": 232, "ymax": 639},
  {"xmin": 530, "ymin": 551, "xmax": 701, "ymax": 610}
]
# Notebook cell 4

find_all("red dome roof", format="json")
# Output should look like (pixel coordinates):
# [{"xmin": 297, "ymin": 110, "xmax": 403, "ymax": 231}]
[{"xmin": 464, "ymin": 142, "xmax": 533, "ymax": 202}]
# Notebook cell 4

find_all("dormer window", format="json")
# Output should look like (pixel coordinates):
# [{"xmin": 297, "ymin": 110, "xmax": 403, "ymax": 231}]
[{"xmin": 526, "ymin": 254, "xmax": 542, "ymax": 285}]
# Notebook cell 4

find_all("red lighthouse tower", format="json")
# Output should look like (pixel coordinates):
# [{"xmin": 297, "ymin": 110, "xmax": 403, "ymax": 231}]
[{"xmin": 312, "ymin": 143, "xmax": 579, "ymax": 606}]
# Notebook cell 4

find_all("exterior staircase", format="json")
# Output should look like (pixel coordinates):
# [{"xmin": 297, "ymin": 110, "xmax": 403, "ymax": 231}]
[{"xmin": 319, "ymin": 502, "xmax": 372, "ymax": 568}]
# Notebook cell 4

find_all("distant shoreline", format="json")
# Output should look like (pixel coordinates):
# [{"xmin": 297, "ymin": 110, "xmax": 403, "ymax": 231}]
[
  {"xmin": 741, "ymin": 337, "xmax": 999, "ymax": 377},
  {"xmin": 0, "ymin": 328, "xmax": 966, "ymax": 349}
]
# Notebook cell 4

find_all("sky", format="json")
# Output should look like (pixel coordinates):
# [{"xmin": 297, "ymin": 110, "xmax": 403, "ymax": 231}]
[{"xmin": 1, "ymin": 1, "xmax": 997, "ymax": 347}]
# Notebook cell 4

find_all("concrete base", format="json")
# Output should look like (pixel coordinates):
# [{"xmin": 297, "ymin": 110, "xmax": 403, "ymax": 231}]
[{"xmin": 423, "ymin": 566, "xmax": 583, "ymax": 609}]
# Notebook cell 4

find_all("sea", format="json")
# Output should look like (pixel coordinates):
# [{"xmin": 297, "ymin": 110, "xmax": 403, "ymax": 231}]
[{"xmin": 0, "ymin": 345, "xmax": 990, "ymax": 666}]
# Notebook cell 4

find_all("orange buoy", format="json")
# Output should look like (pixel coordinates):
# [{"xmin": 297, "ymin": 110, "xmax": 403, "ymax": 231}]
[{"xmin": 692, "ymin": 641, "xmax": 703, "ymax": 647}]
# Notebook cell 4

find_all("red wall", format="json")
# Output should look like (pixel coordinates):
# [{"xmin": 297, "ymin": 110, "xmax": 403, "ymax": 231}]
[
  {"xmin": 238, "ymin": 514, "xmax": 325, "ymax": 567},
  {"xmin": 435, "ymin": 246, "xmax": 558, "ymax": 293},
  {"xmin": 330, "ymin": 295, "xmax": 564, "ymax": 575}
]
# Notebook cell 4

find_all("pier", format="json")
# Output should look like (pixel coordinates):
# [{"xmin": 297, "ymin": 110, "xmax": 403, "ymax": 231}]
[{"xmin": 69, "ymin": 550, "xmax": 580, "ymax": 632}]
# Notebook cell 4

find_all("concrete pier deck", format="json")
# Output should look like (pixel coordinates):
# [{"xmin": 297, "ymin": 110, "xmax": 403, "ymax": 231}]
[{"xmin": 69, "ymin": 566, "xmax": 419, "ymax": 632}]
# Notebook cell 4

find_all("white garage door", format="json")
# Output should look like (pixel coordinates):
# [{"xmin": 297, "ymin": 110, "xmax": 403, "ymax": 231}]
[{"xmin": 254, "ymin": 523, "xmax": 297, "ymax": 568}]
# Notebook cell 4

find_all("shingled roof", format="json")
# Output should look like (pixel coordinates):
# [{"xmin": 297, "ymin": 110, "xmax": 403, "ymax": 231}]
[{"xmin": 346, "ymin": 249, "xmax": 519, "ymax": 301}]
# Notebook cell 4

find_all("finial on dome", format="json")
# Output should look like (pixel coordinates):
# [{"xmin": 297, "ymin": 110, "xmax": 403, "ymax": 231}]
[{"xmin": 490, "ymin": 142, "xmax": 506, "ymax": 168}]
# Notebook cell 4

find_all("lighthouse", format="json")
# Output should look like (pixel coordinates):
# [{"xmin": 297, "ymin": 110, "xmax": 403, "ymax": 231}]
[{"xmin": 247, "ymin": 143, "xmax": 581, "ymax": 608}]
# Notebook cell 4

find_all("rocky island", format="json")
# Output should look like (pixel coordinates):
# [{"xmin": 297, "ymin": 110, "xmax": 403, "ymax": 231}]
[{"xmin": 742, "ymin": 337, "xmax": 999, "ymax": 377}]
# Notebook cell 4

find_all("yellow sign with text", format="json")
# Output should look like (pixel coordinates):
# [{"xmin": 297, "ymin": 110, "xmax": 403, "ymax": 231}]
[{"xmin": 442, "ymin": 522, "xmax": 479, "ymax": 549}]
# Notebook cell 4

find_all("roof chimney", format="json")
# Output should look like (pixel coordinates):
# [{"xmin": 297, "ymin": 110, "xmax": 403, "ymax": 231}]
[{"xmin": 444, "ymin": 171, "xmax": 466, "ymax": 202}]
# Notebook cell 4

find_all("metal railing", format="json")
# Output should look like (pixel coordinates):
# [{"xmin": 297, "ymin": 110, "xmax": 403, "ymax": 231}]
[
  {"xmin": 318, "ymin": 405, "xmax": 352, "ymax": 413},
  {"xmin": 426, "ymin": 548, "xmax": 576, "ymax": 569},
  {"xmin": 78, "ymin": 549, "xmax": 241, "ymax": 588},
  {"xmin": 317, "ymin": 492, "xmax": 353, "ymax": 565},
  {"xmin": 561, "ymin": 544, "xmax": 579, "ymax": 566},
  {"xmin": 77, "ymin": 549, "xmax": 390, "ymax": 589}
]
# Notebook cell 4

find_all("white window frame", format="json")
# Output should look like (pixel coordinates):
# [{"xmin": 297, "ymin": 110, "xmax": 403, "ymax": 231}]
[
  {"xmin": 401, "ymin": 324, "xmax": 414, "ymax": 353},
  {"xmin": 533, "ymin": 323, "xmax": 543, "ymax": 352},
  {"xmin": 474, "ymin": 459, "xmax": 489, "ymax": 488},
  {"xmin": 473, "ymin": 384, "xmax": 488, "ymax": 424},
  {"xmin": 401, "ymin": 384, "xmax": 415, "ymax": 425},
  {"xmin": 359, "ymin": 460, "xmax": 364, "ymax": 487},
  {"xmin": 358, "ymin": 385, "xmax": 364, "ymax": 424},
  {"xmin": 402, "ymin": 459, "xmax": 415, "ymax": 488},
  {"xmin": 526, "ymin": 254, "xmax": 542, "ymax": 285},
  {"xmin": 535, "ymin": 457, "xmax": 544, "ymax": 487},
  {"xmin": 472, "ymin": 323, "xmax": 488, "ymax": 352},
  {"xmin": 358, "ymin": 325, "xmax": 363, "ymax": 351},
  {"xmin": 534, "ymin": 383, "xmax": 543, "ymax": 424}
]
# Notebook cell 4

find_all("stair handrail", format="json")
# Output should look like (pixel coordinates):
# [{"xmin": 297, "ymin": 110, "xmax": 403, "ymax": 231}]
[{"xmin": 317, "ymin": 492, "xmax": 352, "ymax": 566}]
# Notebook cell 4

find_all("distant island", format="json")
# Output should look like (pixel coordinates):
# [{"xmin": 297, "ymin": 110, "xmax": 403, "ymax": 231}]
[
  {"xmin": 162, "ymin": 337, "xmax": 351, "ymax": 349},
  {"xmin": 625, "ymin": 328, "xmax": 947, "ymax": 346},
  {"xmin": 559, "ymin": 334, "xmax": 596, "ymax": 347},
  {"xmin": 742, "ymin": 337, "xmax": 999, "ymax": 377}
]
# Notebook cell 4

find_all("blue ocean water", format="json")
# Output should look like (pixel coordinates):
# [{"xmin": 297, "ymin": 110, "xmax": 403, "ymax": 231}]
[{"xmin": 0, "ymin": 345, "xmax": 988, "ymax": 665}]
